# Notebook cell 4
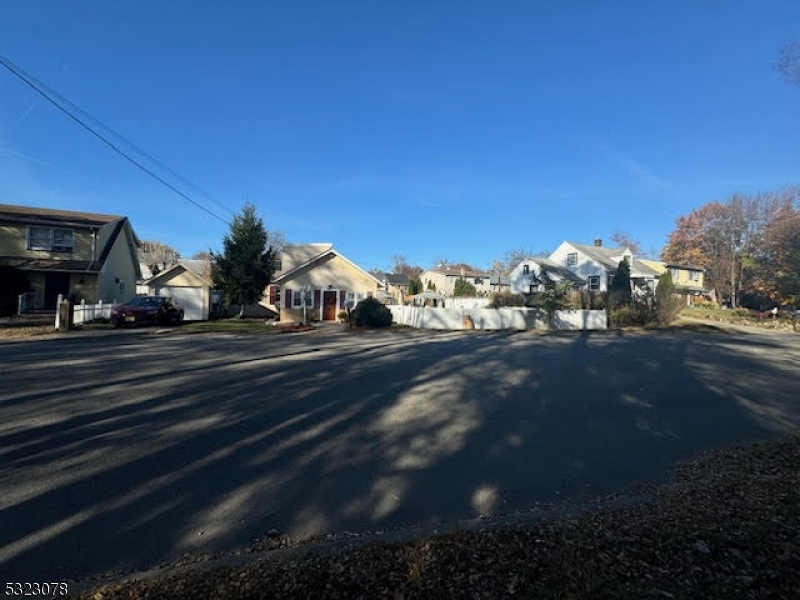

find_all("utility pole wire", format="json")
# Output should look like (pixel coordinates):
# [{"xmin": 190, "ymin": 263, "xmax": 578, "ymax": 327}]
[
  {"xmin": 0, "ymin": 55, "xmax": 232, "ymax": 226},
  {"xmin": 6, "ymin": 60, "xmax": 235, "ymax": 217}
]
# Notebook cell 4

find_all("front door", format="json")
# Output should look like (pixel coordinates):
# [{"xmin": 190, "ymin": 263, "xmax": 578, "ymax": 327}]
[
  {"xmin": 44, "ymin": 273, "xmax": 70, "ymax": 309},
  {"xmin": 323, "ymin": 291, "xmax": 337, "ymax": 321}
]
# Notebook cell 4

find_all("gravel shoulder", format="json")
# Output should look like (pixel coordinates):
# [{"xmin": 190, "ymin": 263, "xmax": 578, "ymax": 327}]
[{"xmin": 75, "ymin": 434, "xmax": 800, "ymax": 599}]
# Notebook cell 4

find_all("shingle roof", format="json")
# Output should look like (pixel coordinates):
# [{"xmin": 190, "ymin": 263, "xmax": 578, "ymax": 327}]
[
  {"xmin": 489, "ymin": 274, "xmax": 511, "ymax": 286},
  {"xmin": 178, "ymin": 259, "xmax": 211, "ymax": 278},
  {"xmin": 280, "ymin": 244, "xmax": 333, "ymax": 270},
  {"xmin": 432, "ymin": 268, "xmax": 492, "ymax": 278},
  {"xmin": 567, "ymin": 242, "xmax": 627, "ymax": 269},
  {"xmin": 385, "ymin": 272, "xmax": 410, "ymax": 286},
  {"xmin": 631, "ymin": 259, "xmax": 662, "ymax": 278},
  {"xmin": 0, "ymin": 203, "xmax": 122, "ymax": 226},
  {"xmin": 534, "ymin": 257, "xmax": 587, "ymax": 284}
]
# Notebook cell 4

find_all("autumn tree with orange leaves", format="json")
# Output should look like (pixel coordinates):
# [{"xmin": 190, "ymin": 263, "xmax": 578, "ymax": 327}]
[{"xmin": 662, "ymin": 189, "xmax": 799, "ymax": 308}]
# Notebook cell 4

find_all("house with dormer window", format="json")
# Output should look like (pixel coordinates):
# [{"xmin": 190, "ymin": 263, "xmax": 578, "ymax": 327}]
[{"xmin": 549, "ymin": 239, "xmax": 661, "ymax": 294}]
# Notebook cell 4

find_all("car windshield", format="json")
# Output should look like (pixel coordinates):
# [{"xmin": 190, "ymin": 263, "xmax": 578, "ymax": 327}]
[{"xmin": 127, "ymin": 296, "xmax": 166, "ymax": 307}]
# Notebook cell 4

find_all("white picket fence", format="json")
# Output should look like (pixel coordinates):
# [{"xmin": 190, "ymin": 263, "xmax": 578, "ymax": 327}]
[
  {"xmin": 389, "ymin": 306, "xmax": 607, "ymax": 331},
  {"xmin": 73, "ymin": 300, "xmax": 119, "ymax": 324}
]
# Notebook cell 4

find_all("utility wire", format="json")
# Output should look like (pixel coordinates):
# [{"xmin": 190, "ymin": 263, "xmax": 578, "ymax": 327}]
[
  {"xmin": 0, "ymin": 55, "xmax": 232, "ymax": 225},
  {"xmin": 4, "ymin": 59, "xmax": 236, "ymax": 217}
]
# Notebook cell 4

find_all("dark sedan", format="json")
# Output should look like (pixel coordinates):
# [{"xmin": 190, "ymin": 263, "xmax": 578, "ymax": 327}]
[{"xmin": 110, "ymin": 296, "xmax": 184, "ymax": 328}]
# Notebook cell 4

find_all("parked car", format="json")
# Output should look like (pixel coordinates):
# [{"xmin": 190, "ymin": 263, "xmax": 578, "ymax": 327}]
[{"xmin": 110, "ymin": 296, "xmax": 184, "ymax": 328}]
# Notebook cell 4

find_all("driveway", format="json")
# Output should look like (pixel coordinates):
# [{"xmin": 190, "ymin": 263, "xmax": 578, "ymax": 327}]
[{"xmin": 1, "ymin": 329, "xmax": 799, "ymax": 581}]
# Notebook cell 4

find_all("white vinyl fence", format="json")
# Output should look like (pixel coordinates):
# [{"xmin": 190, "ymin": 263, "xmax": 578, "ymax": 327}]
[
  {"xmin": 389, "ymin": 306, "xmax": 606, "ymax": 331},
  {"xmin": 72, "ymin": 299, "xmax": 118, "ymax": 325}
]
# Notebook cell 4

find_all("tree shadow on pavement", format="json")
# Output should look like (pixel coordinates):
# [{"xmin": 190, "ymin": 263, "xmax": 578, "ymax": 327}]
[{"xmin": 0, "ymin": 329, "xmax": 798, "ymax": 581}]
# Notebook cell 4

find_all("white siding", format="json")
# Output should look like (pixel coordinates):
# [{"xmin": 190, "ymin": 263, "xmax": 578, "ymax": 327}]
[{"xmin": 156, "ymin": 286, "xmax": 205, "ymax": 320}]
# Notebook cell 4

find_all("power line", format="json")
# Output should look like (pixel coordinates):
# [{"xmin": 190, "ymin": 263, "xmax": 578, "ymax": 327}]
[
  {"xmin": 0, "ymin": 55, "xmax": 232, "ymax": 226},
  {"xmin": 3, "ymin": 59, "xmax": 236, "ymax": 217}
]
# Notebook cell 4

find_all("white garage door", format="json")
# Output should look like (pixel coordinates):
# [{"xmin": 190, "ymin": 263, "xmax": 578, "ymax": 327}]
[{"xmin": 156, "ymin": 286, "xmax": 205, "ymax": 321}]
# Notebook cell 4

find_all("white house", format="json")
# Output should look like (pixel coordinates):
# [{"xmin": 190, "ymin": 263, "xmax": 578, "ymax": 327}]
[
  {"xmin": 548, "ymin": 239, "xmax": 660, "ymax": 294},
  {"xmin": 508, "ymin": 257, "xmax": 586, "ymax": 294}
]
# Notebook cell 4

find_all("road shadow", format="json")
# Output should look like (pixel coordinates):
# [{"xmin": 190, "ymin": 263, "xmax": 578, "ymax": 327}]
[{"xmin": 0, "ymin": 329, "xmax": 798, "ymax": 580}]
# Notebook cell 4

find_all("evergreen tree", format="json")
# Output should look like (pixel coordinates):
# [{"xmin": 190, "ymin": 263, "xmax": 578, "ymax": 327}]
[
  {"xmin": 608, "ymin": 258, "xmax": 632, "ymax": 309},
  {"xmin": 211, "ymin": 204, "xmax": 277, "ymax": 318},
  {"xmin": 453, "ymin": 277, "xmax": 477, "ymax": 297},
  {"xmin": 655, "ymin": 270, "xmax": 683, "ymax": 325}
]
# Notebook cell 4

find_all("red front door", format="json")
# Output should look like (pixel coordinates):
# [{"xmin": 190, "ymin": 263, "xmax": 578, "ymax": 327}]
[{"xmin": 323, "ymin": 291, "xmax": 337, "ymax": 320}]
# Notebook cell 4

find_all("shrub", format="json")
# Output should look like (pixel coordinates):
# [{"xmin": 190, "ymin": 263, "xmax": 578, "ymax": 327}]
[
  {"xmin": 453, "ymin": 277, "xmax": 476, "ymax": 297},
  {"xmin": 577, "ymin": 290, "xmax": 607, "ymax": 310},
  {"xmin": 337, "ymin": 310, "xmax": 348, "ymax": 323},
  {"xmin": 654, "ymin": 271, "xmax": 683, "ymax": 326},
  {"xmin": 351, "ymin": 297, "xmax": 393, "ymax": 328},
  {"xmin": 489, "ymin": 291, "xmax": 526, "ymax": 308},
  {"xmin": 738, "ymin": 291, "xmax": 773, "ymax": 312},
  {"xmin": 609, "ymin": 299, "xmax": 655, "ymax": 327}
]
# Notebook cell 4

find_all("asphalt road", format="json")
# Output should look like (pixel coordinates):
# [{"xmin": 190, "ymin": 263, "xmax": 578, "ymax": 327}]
[{"xmin": 1, "ymin": 328, "xmax": 799, "ymax": 581}]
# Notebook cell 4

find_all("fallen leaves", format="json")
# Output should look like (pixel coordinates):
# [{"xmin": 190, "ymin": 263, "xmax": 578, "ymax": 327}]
[{"xmin": 74, "ymin": 434, "xmax": 800, "ymax": 599}]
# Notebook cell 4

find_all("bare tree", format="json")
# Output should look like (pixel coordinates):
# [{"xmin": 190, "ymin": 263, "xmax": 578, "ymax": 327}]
[
  {"xmin": 139, "ymin": 240, "xmax": 180, "ymax": 276},
  {"xmin": 390, "ymin": 254, "xmax": 423, "ymax": 278},
  {"xmin": 191, "ymin": 251, "xmax": 211, "ymax": 261},
  {"xmin": 502, "ymin": 248, "xmax": 529, "ymax": 272},
  {"xmin": 610, "ymin": 231, "xmax": 642, "ymax": 256}
]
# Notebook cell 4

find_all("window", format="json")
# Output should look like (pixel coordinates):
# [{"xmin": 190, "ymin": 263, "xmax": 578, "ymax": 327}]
[
  {"xmin": 27, "ymin": 227, "xmax": 74, "ymax": 252},
  {"xmin": 589, "ymin": 276, "xmax": 600, "ymax": 291},
  {"xmin": 119, "ymin": 281, "xmax": 126, "ymax": 292},
  {"xmin": 274, "ymin": 286, "xmax": 281, "ymax": 304},
  {"xmin": 669, "ymin": 268, "xmax": 680, "ymax": 280},
  {"xmin": 529, "ymin": 284, "xmax": 542, "ymax": 293},
  {"xmin": 567, "ymin": 252, "xmax": 578, "ymax": 266},
  {"xmin": 522, "ymin": 264, "xmax": 530, "ymax": 275},
  {"xmin": 292, "ymin": 290, "xmax": 303, "ymax": 308},
  {"xmin": 473, "ymin": 277, "xmax": 482, "ymax": 284},
  {"xmin": 28, "ymin": 227, "xmax": 52, "ymax": 250},
  {"xmin": 52, "ymin": 229, "xmax": 74, "ymax": 252},
  {"xmin": 689, "ymin": 270, "xmax": 700, "ymax": 282}
]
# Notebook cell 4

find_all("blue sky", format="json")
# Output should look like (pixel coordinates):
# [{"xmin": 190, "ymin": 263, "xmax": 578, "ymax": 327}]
[{"xmin": 1, "ymin": 1, "xmax": 798, "ymax": 271}]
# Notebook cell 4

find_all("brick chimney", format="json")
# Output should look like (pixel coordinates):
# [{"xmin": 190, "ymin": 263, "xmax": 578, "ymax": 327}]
[{"xmin": 594, "ymin": 238, "xmax": 602, "ymax": 247}]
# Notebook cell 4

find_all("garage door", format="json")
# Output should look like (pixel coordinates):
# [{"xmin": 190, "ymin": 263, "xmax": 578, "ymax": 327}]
[{"xmin": 156, "ymin": 286, "xmax": 205, "ymax": 321}]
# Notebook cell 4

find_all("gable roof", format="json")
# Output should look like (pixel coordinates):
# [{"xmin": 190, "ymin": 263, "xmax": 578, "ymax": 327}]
[
  {"xmin": 638, "ymin": 259, "xmax": 667, "ymax": 275},
  {"xmin": 178, "ymin": 259, "xmax": 211, "ymax": 278},
  {"xmin": 0, "ymin": 203, "xmax": 123, "ymax": 227},
  {"xmin": 565, "ymin": 242, "xmax": 630, "ymax": 269},
  {"xmin": 273, "ymin": 245, "xmax": 384, "ymax": 286},
  {"xmin": 146, "ymin": 261, "xmax": 212, "ymax": 286},
  {"xmin": 527, "ymin": 256, "xmax": 587, "ymax": 284},
  {"xmin": 0, "ymin": 208, "xmax": 140, "ymax": 277},
  {"xmin": 630, "ymin": 259, "xmax": 662, "ymax": 278},
  {"xmin": 279, "ymin": 243, "xmax": 333, "ymax": 270}
]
